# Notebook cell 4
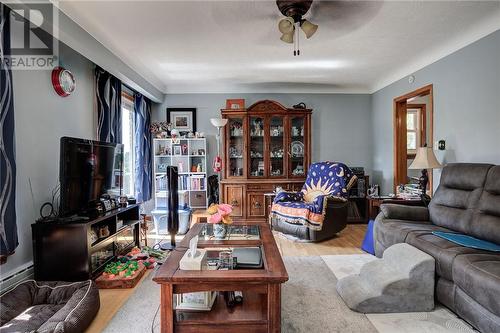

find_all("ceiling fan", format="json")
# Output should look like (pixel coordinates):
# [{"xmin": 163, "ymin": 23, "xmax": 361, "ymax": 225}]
[{"xmin": 276, "ymin": 0, "xmax": 318, "ymax": 56}]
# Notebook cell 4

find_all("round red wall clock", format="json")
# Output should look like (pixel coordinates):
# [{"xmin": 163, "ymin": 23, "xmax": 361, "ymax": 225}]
[{"xmin": 51, "ymin": 67, "xmax": 76, "ymax": 97}]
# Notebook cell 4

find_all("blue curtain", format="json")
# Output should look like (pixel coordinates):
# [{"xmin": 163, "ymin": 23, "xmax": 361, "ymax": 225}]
[
  {"xmin": 1, "ymin": 4, "xmax": 19, "ymax": 262},
  {"xmin": 134, "ymin": 94, "xmax": 152, "ymax": 202},
  {"xmin": 95, "ymin": 66, "xmax": 122, "ymax": 143}
]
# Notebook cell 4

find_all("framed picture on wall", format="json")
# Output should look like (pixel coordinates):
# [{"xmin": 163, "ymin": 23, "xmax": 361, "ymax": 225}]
[{"xmin": 167, "ymin": 108, "xmax": 196, "ymax": 134}]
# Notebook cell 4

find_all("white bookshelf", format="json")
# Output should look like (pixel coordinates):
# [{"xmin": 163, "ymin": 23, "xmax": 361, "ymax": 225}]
[{"xmin": 153, "ymin": 138, "xmax": 208, "ymax": 210}]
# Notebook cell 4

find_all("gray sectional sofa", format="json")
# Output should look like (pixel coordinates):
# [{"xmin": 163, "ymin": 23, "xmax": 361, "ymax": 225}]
[{"xmin": 374, "ymin": 163, "xmax": 500, "ymax": 333}]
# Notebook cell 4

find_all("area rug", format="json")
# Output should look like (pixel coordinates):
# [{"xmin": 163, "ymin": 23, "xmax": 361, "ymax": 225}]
[
  {"xmin": 282, "ymin": 256, "xmax": 377, "ymax": 332},
  {"xmin": 101, "ymin": 273, "xmax": 160, "ymax": 333},
  {"xmin": 322, "ymin": 254, "xmax": 476, "ymax": 333},
  {"xmin": 103, "ymin": 256, "xmax": 376, "ymax": 333},
  {"xmin": 102, "ymin": 255, "xmax": 476, "ymax": 333}
]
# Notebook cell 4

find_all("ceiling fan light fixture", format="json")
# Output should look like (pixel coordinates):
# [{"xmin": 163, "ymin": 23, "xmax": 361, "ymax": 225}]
[
  {"xmin": 278, "ymin": 16, "xmax": 295, "ymax": 34},
  {"xmin": 301, "ymin": 19, "xmax": 318, "ymax": 39},
  {"xmin": 280, "ymin": 32, "xmax": 294, "ymax": 44}
]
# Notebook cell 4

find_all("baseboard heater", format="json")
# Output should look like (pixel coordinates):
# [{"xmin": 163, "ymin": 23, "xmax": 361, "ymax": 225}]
[{"xmin": 0, "ymin": 264, "xmax": 34, "ymax": 295}]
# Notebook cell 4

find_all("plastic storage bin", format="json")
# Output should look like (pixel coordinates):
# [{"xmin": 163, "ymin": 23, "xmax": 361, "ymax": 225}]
[
  {"xmin": 151, "ymin": 208, "xmax": 191, "ymax": 235},
  {"xmin": 155, "ymin": 191, "xmax": 189, "ymax": 209}
]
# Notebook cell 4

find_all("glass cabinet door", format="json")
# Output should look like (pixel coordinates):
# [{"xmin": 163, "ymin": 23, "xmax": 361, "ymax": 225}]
[
  {"xmin": 289, "ymin": 116, "xmax": 306, "ymax": 177},
  {"xmin": 249, "ymin": 116, "xmax": 265, "ymax": 177},
  {"xmin": 269, "ymin": 116, "xmax": 285, "ymax": 177},
  {"xmin": 227, "ymin": 117, "xmax": 245, "ymax": 178}
]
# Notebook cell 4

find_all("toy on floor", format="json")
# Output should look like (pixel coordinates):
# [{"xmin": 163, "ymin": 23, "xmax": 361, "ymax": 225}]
[
  {"xmin": 102, "ymin": 260, "xmax": 140, "ymax": 279},
  {"xmin": 96, "ymin": 259, "xmax": 146, "ymax": 289}
]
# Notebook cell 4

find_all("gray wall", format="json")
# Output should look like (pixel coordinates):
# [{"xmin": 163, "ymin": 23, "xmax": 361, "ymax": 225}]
[
  {"xmin": 2, "ymin": 2, "xmax": 165, "ymax": 276},
  {"xmin": 153, "ymin": 93, "xmax": 373, "ymax": 176},
  {"xmin": 1, "ymin": 43, "xmax": 95, "ymax": 276},
  {"xmin": 372, "ymin": 30, "xmax": 500, "ymax": 194}
]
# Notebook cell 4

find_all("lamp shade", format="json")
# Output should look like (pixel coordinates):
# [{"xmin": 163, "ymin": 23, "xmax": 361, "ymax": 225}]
[
  {"xmin": 210, "ymin": 118, "xmax": 228, "ymax": 128},
  {"xmin": 300, "ymin": 19, "xmax": 318, "ymax": 39},
  {"xmin": 409, "ymin": 147, "xmax": 443, "ymax": 169},
  {"xmin": 280, "ymin": 32, "xmax": 294, "ymax": 44},
  {"xmin": 278, "ymin": 17, "xmax": 295, "ymax": 34}
]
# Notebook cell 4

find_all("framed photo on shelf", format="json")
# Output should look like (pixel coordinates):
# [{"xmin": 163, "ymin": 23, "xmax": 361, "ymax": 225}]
[
  {"xmin": 167, "ymin": 108, "xmax": 196, "ymax": 134},
  {"xmin": 174, "ymin": 291, "xmax": 217, "ymax": 311},
  {"xmin": 226, "ymin": 99, "xmax": 245, "ymax": 110},
  {"xmin": 173, "ymin": 145, "xmax": 182, "ymax": 156}
]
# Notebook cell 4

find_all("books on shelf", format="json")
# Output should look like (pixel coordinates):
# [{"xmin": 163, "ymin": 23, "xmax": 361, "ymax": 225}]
[
  {"xmin": 155, "ymin": 175, "xmax": 167, "ymax": 192},
  {"xmin": 153, "ymin": 138, "xmax": 208, "ymax": 209},
  {"xmin": 179, "ymin": 174, "xmax": 189, "ymax": 191},
  {"xmin": 190, "ymin": 175, "xmax": 206, "ymax": 191},
  {"xmin": 156, "ymin": 174, "xmax": 206, "ymax": 192}
]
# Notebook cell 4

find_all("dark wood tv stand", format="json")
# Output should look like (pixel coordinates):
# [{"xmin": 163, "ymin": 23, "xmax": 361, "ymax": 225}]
[{"xmin": 32, "ymin": 204, "xmax": 140, "ymax": 281}]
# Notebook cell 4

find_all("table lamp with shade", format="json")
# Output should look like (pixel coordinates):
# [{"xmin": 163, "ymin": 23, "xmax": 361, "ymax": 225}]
[
  {"xmin": 408, "ymin": 146, "xmax": 443, "ymax": 194},
  {"xmin": 210, "ymin": 118, "xmax": 228, "ymax": 202}
]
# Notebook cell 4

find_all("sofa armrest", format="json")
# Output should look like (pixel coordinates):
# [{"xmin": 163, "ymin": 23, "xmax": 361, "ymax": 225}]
[{"xmin": 379, "ymin": 204, "xmax": 430, "ymax": 222}]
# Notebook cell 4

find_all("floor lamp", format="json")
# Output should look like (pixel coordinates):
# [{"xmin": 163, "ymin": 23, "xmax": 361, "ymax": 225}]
[{"xmin": 210, "ymin": 118, "xmax": 228, "ymax": 203}]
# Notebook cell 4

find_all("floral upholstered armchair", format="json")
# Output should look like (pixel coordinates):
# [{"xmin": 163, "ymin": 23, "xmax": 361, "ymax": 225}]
[{"xmin": 270, "ymin": 162, "xmax": 357, "ymax": 241}]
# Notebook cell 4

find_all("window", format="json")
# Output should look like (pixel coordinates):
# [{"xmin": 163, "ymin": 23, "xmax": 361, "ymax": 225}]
[
  {"xmin": 406, "ymin": 110, "xmax": 420, "ymax": 153},
  {"xmin": 121, "ymin": 93, "xmax": 135, "ymax": 196}
]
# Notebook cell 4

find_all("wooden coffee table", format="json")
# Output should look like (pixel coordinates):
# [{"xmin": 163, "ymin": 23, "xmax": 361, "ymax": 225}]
[{"xmin": 153, "ymin": 222, "xmax": 288, "ymax": 333}]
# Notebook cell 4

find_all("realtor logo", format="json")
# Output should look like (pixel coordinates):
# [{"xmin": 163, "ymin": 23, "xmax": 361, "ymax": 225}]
[{"xmin": 3, "ymin": 0, "xmax": 58, "ymax": 70}]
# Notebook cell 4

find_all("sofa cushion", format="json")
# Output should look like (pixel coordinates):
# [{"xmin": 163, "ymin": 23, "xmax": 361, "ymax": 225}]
[
  {"xmin": 453, "ymin": 253, "xmax": 500, "ymax": 317},
  {"xmin": 374, "ymin": 219, "xmax": 446, "ymax": 250},
  {"xmin": 470, "ymin": 166, "xmax": 500, "ymax": 244},
  {"xmin": 406, "ymin": 231, "xmax": 488, "ymax": 281},
  {"xmin": 429, "ymin": 163, "xmax": 492, "ymax": 234},
  {"xmin": 434, "ymin": 163, "xmax": 493, "ymax": 191},
  {"xmin": 435, "ymin": 277, "xmax": 456, "ymax": 312},
  {"xmin": 455, "ymin": 287, "xmax": 500, "ymax": 333}
]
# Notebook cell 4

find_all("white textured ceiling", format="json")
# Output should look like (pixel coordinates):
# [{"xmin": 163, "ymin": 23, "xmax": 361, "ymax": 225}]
[{"xmin": 57, "ymin": 1, "xmax": 500, "ymax": 94}]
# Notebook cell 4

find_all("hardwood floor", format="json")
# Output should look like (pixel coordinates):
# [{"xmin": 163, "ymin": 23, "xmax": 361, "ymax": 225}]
[
  {"xmin": 85, "ymin": 223, "xmax": 367, "ymax": 332},
  {"xmin": 274, "ymin": 224, "xmax": 367, "ymax": 256}
]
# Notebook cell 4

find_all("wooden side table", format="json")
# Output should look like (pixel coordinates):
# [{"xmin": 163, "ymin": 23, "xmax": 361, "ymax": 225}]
[{"xmin": 368, "ymin": 197, "xmax": 425, "ymax": 220}]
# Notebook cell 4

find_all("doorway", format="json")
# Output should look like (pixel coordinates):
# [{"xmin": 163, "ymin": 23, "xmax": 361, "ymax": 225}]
[{"xmin": 393, "ymin": 84, "xmax": 434, "ymax": 193}]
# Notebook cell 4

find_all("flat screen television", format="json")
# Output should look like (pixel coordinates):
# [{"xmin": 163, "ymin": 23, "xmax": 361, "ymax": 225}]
[{"xmin": 59, "ymin": 137, "xmax": 123, "ymax": 217}]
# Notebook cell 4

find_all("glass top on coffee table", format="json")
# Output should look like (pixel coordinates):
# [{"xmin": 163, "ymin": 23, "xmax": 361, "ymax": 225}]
[{"xmin": 198, "ymin": 224, "xmax": 260, "ymax": 241}]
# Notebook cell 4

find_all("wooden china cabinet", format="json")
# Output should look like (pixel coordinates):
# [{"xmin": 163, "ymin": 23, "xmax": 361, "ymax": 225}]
[{"xmin": 221, "ymin": 100, "xmax": 312, "ymax": 222}]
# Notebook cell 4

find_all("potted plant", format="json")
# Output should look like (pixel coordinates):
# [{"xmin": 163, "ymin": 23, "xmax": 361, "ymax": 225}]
[{"xmin": 206, "ymin": 204, "xmax": 233, "ymax": 239}]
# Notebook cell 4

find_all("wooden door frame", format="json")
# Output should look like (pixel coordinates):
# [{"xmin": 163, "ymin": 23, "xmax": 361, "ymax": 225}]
[{"xmin": 393, "ymin": 84, "xmax": 434, "ymax": 193}]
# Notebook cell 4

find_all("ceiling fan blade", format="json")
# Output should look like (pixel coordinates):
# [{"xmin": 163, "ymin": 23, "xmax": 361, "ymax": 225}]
[{"xmin": 307, "ymin": 1, "xmax": 383, "ymax": 33}]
